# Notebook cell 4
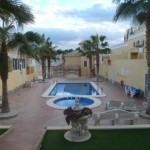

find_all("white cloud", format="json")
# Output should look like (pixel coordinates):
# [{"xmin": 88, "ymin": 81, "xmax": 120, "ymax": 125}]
[{"xmin": 23, "ymin": 0, "xmax": 130, "ymax": 49}]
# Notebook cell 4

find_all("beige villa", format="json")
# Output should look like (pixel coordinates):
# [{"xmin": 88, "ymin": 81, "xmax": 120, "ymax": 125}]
[
  {"xmin": 53, "ymin": 50, "xmax": 93, "ymax": 78},
  {"xmin": 0, "ymin": 49, "xmax": 41, "ymax": 96},
  {"xmin": 0, "ymin": 24, "xmax": 148, "ymax": 98},
  {"xmin": 99, "ymin": 24, "xmax": 147, "ymax": 97},
  {"xmin": 53, "ymin": 24, "xmax": 147, "ymax": 97}
]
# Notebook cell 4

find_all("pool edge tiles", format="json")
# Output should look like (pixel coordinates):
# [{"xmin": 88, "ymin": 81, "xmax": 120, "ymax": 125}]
[
  {"xmin": 46, "ymin": 96, "xmax": 101, "ymax": 109},
  {"xmin": 42, "ymin": 82, "xmax": 106, "ymax": 98},
  {"xmin": 42, "ymin": 82, "xmax": 57, "ymax": 97}
]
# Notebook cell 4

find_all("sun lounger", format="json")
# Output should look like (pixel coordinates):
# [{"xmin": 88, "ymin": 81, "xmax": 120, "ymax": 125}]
[
  {"xmin": 106, "ymin": 100, "xmax": 122, "ymax": 110},
  {"xmin": 24, "ymin": 81, "xmax": 33, "ymax": 87},
  {"xmin": 125, "ymin": 86, "xmax": 141, "ymax": 97},
  {"xmin": 24, "ymin": 81, "xmax": 38, "ymax": 87},
  {"xmin": 122, "ymin": 100, "xmax": 137, "ymax": 111}
]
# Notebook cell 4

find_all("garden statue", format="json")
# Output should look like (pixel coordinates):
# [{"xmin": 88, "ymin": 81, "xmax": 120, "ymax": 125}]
[{"xmin": 64, "ymin": 98, "xmax": 92, "ymax": 142}]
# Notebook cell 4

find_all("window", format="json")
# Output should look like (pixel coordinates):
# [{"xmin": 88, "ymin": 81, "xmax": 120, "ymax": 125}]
[
  {"xmin": 26, "ymin": 67, "xmax": 30, "ymax": 75},
  {"xmin": 12, "ymin": 58, "xmax": 26, "ymax": 70},
  {"xmin": 17, "ymin": 59, "xmax": 20, "ymax": 69},
  {"xmin": 84, "ymin": 61, "xmax": 87, "ymax": 67},
  {"xmin": 22, "ymin": 59, "xmax": 25, "ymax": 68},
  {"xmin": 131, "ymin": 52, "xmax": 138, "ymax": 59},
  {"xmin": 13, "ymin": 59, "xmax": 18, "ymax": 70}
]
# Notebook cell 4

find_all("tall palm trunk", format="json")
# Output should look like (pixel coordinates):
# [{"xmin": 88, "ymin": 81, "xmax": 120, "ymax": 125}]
[
  {"xmin": 41, "ymin": 58, "xmax": 46, "ymax": 81},
  {"xmin": 96, "ymin": 51, "xmax": 100, "ymax": 81},
  {"xmin": 89, "ymin": 55, "xmax": 92, "ymax": 77},
  {"xmin": 0, "ymin": 40, "xmax": 10, "ymax": 113},
  {"xmin": 146, "ymin": 9, "xmax": 150, "ymax": 115},
  {"xmin": 48, "ymin": 57, "xmax": 51, "ymax": 79}
]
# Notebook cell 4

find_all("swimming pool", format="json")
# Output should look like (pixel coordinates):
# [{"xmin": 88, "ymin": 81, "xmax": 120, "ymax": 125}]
[
  {"xmin": 42, "ymin": 82, "xmax": 105, "ymax": 97},
  {"xmin": 46, "ymin": 96, "xmax": 101, "ymax": 109}
]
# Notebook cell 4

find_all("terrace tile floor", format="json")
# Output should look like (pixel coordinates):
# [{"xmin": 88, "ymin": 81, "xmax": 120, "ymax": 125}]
[{"xmin": 0, "ymin": 77, "xmax": 150, "ymax": 150}]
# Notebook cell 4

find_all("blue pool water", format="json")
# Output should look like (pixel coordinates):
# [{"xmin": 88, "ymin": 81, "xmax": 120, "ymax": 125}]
[
  {"xmin": 49, "ymin": 83, "xmax": 99, "ymax": 96},
  {"xmin": 54, "ymin": 97, "xmax": 94, "ymax": 107}
]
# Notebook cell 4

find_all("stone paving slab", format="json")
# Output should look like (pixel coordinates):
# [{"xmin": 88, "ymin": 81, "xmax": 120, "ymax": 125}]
[
  {"xmin": 0, "ymin": 77, "xmax": 150, "ymax": 150},
  {"xmin": 0, "ymin": 110, "xmax": 19, "ymax": 119}
]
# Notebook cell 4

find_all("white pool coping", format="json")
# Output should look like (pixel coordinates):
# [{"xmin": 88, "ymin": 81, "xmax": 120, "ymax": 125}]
[
  {"xmin": 42, "ymin": 81, "xmax": 106, "ymax": 98},
  {"xmin": 46, "ymin": 124, "xmax": 150, "ymax": 130},
  {"xmin": 46, "ymin": 96, "xmax": 101, "ymax": 110}
]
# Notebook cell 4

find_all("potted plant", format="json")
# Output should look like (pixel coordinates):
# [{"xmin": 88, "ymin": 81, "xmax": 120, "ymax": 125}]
[{"xmin": 64, "ymin": 107, "xmax": 92, "ymax": 125}]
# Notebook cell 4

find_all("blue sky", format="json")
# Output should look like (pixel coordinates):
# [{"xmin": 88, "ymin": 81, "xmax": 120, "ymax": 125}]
[{"xmin": 22, "ymin": 0, "xmax": 130, "ymax": 50}]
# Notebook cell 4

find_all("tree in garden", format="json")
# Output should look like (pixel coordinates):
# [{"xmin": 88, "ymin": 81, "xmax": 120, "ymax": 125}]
[
  {"xmin": 45, "ymin": 38, "xmax": 57, "ymax": 79},
  {"xmin": 34, "ymin": 34, "xmax": 56, "ymax": 81},
  {"xmin": 78, "ymin": 40, "xmax": 95, "ymax": 77},
  {"xmin": 90, "ymin": 34, "xmax": 111, "ymax": 81},
  {"xmin": 0, "ymin": 0, "xmax": 34, "ymax": 113},
  {"xmin": 34, "ymin": 34, "xmax": 48, "ymax": 81},
  {"xmin": 9, "ymin": 31, "xmax": 41, "ymax": 58},
  {"xmin": 112, "ymin": 0, "xmax": 150, "ymax": 115}
]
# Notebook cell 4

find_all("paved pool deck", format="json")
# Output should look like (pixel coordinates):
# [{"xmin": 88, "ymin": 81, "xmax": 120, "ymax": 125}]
[{"xmin": 0, "ymin": 77, "xmax": 150, "ymax": 150}]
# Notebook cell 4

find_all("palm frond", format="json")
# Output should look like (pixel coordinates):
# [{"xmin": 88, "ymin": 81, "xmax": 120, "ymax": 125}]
[
  {"xmin": 113, "ymin": 0, "xmax": 150, "ymax": 25},
  {"xmin": 8, "ymin": 32, "xmax": 27, "ymax": 48},
  {"xmin": 25, "ymin": 31, "xmax": 41, "ymax": 44},
  {"xmin": 0, "ymin": 0, "xmax": 34, "ymax": 27},
  {"xmin": 0, "ymin": 0, "xmax": 21, "ymax": 15}
]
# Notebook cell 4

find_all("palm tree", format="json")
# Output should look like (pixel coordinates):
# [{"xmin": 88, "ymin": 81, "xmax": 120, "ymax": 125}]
[
  {"xmin": 35, "ymin": 34, "xmax": 47, "ymax": 81},
  {"xmin": 0, "ymin": 31, "xmax": 40, "ymax": 113},
  {"xmin": 112, "ymin": 0, "xmax": 150, "ymax": 115},
  {"xmin": 0, "ymin": 0, "xmax": 34, "ymax": 113},
  {"xmin": 9, "ymin": 31, "xmax": 41, "ymax": 57},
  {"xmin": 45, "ymin": 38, "xmax": 57, "ymax": 79},
  {"xmin": 78, "ymin": 40, "xmax": 95, "ymax": 77},
  {"xmin": 90, "ymin": 34, "xmax": 111, "ymax": 81},
  {"xmin": 47, "ymin": 51, "xmax": 57, "ymax": 79},
  {"xmin": 35, "ymin": 34, "xmax": 56, "ymax": 81}
]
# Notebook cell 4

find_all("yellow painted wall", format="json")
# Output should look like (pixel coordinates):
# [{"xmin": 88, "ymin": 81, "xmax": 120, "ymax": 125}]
[
  {"xmin": 80, "ymin": 57, "xmax": 90, "ymax": 77},
  {"xmin": 100, "ymin": 59, "xmax": 147, "ymax": 90},
  {"xmin": 0, "ymin": 67, "xmax": 36, "ymax": 96},
  {"xmin": 100, "ymin": 62, "xmax": 109, "ymax": 79},
  {"xmin": 65, "ymin": 56, "xmax": 81, "ymax": 66},
  {"xmin": 100, "ymin": 26, "xmax": 147, "ymax": 91},
  {"xmin": 116, "ymin": 60, "xmax": 146, "ymax": 89},
  {"xmin": 65, "ymin": 56, "xmax": 90, "ymax": 77}
]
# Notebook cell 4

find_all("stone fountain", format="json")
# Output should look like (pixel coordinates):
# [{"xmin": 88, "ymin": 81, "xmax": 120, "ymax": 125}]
[{"xmin": 64, "ymin": 98, "xmax": 91, "ymax": 142}]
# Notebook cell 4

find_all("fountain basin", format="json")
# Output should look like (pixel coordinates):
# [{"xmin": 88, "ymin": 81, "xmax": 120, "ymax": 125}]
[{"xmin": 46, "ymin": 96, "xmax": 101, "ymax": 109}]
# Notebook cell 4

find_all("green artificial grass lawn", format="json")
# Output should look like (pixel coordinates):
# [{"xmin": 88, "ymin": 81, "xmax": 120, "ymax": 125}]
[
  {"xmin": 0, "ymin": 129, "xmax": 8, "ymax": 136},
  {"xmin": 40, "ymin": 129, "xmax": 150, "ymax": 150}
]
